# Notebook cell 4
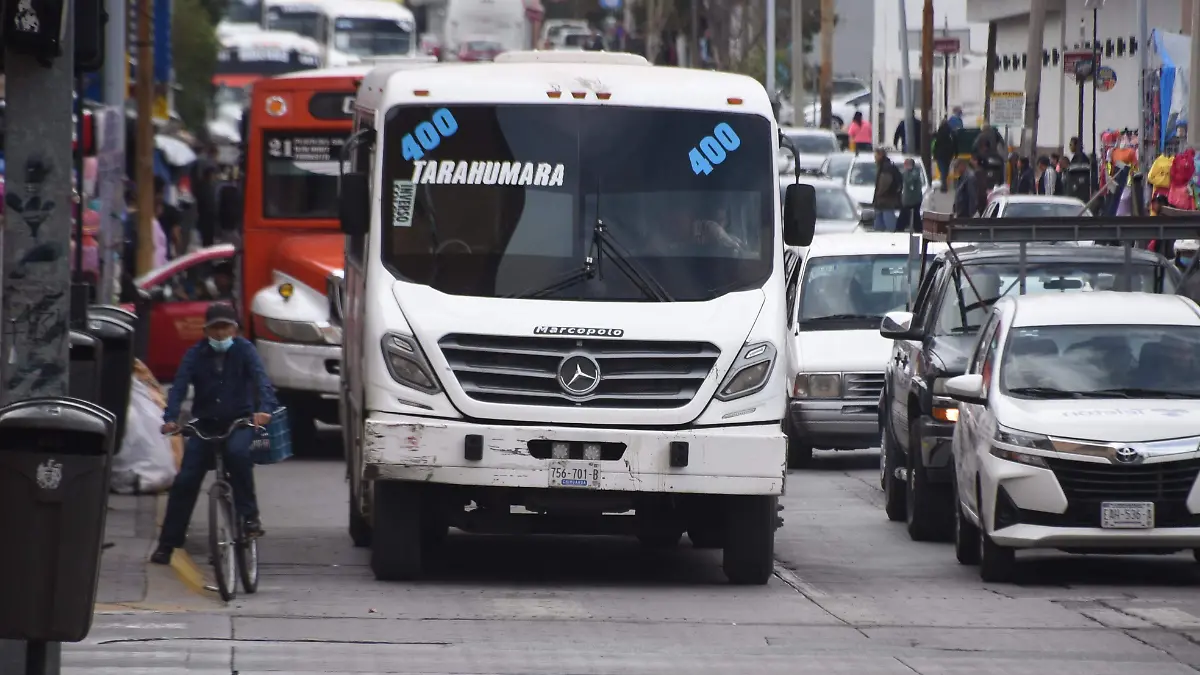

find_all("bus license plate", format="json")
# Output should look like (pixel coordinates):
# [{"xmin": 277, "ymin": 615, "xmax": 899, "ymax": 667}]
[
  {"xmin": 549, "ymin": 460, "xmax": 600, "ymax": 489},
  {"xmin": 1101, "ymin": 502, "xmax": 1154, "ymax": 529}
]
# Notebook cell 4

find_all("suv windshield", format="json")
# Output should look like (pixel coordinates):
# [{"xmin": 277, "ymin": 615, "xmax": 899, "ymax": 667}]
[
  {"xmin": 798, "ymin": 254, "xmax": 918, "ymax": 328},
  {"xmin": 785, "ymin": 133, "xmax": 838, "ymax": 155},
  {"xmin": 334, "ymin": 17, "xmax": 413, "ymax": 56},
  {"xmin": 935, "ymin": 261, "xmax": 1174, "ymax": 336},
  {"xmin": 813, "ymin": 186, "xmax": 857, "ymax": 220},
  {"xmin": 380, "ymin": 104, "xmax": 774, "ymax": 301},
  {"xmin": 262, "ymin": 132, "xmax": 346, "ymax": 219},
  {"xmin": 1001, "ymin": 325, "xmax": 1200, "ymax": 398}
]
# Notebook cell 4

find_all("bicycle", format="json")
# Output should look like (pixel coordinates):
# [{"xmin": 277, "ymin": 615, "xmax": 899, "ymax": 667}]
[{"xmin": 172, "ymin": 417, "xmax": 262, "ymax": 602}]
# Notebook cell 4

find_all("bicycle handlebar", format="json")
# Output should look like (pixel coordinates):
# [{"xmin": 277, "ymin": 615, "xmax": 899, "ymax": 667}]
[{"xmin": 170, "ymin": 417, "xmax": 261, "ymax": 442}]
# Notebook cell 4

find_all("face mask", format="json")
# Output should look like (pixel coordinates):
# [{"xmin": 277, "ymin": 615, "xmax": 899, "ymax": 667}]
[{"xmin": 209, "ymin": 336, "xmax": 234, "ymax": 352}]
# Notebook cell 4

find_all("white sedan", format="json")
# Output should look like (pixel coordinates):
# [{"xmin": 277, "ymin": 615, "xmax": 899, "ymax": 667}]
[
  {"xmin": 945, "ymin": 291, "xmax": 1200, "ymax": 583},
  {"xmin": 843, "ymin": 152, "xmax": 928, "ymax": 208},
  {"xmin": 981, "ymin": 194, "xmax": 1091, "ymax": 219}
]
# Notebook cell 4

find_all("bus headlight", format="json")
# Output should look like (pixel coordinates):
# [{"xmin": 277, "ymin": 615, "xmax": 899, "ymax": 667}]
[
  {"xmin": 381, "ymin": 332, "xmax": 441, "ymax": 394},
  {"xmin": 256, "ymin": 316, "xmax": 341, "ymax": 345},
  {"xmin": 716, "ymin": 342, "xmax": 776, "ymax": 401}
]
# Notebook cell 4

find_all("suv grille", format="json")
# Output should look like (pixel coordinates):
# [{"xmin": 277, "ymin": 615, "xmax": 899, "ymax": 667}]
[
  {"xmin": 438, "ymin": 334, "xmax": 720, "ymax": 409},
  {"xmin": 844, "ymin": 372, "xmax": 884, "ymax": 400}
]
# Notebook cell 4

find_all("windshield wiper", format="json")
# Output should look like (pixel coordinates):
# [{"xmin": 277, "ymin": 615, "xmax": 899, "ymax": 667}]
[
  {"xmin": 1085, "ymin": 387, "xmax": 1200, "ymax": 399},
  {"xmin": 1007, "ymin": 386, "xmax": 1094, "ymax": 399},
  {"xmin": 803, "ymin": 313, "xmax": 882, "ymax": 322},
  {"xmin": 505, "ymin": 224, "xmax": 601, "ymax": 299}
]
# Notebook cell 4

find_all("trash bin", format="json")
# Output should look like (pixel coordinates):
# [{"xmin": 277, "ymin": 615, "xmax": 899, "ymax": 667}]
[
  {"xmin": 86, "ymin": 313, "xmax": 135, "ymax": 454},
  {"xmin": 0, "ymin": 397, "xmax": 116, "ymax": 643},
  {"xmin": 981, "ymin": 155, "xmax": 1006, "ymax": 189},
  {"xmin": 88, "ymin": 304, "xmax": 136, "ymax": 327},
  {"xmin": 1064, "ymin": 164, "xmax": 1092, "ymax": 202},
  {"xmin": 69, "ymin": 331, "xmax": 103, "ymax": 404}
]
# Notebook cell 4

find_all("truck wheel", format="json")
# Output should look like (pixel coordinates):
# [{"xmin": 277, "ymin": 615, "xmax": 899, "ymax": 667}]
[
  {"xmin": 881, "ymin": 426, "xmax": 906, "ymax": 522},
  {"xmin": 348, "ymin": 481, "xmax": 371, "ymax": 548},
  {"xmin": 786, "ymin": 420, "xmax": 813, "ymax": 469},
  {"xmin": 687, "ymin": 525, "xmax": 724, "ymax": 549},
  {"xmin": 370, "ymin": 481, "xmax": 424, "ymax": 581},
  {"xmin": 953, "ymin": 474, "xmax": 980, "ymax": 565},
  {"xmin": 722, "ymin": 496, "xmax": 777, "ymax": 585},
  {"xmin": 906, "ymin": 420, "xmax": 952, "ymax": 542},
  {"xmin": 978, "ymin": 530, "xmax": 1016, "ymax": 583}
]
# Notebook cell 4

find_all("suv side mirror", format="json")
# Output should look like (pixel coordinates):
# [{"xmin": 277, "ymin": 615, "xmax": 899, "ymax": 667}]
[
  {"xmin": 944, "ymin": 374, "xmax": 987, "ymax": 406},
  {"xmin": 880, "ymin": 310, "xmax": 921, "ymax": 340},
  {"xmin": 339, "ymin": 172, "xmax": 370, "ymax": 236},
  {"xmin": 783, "ymin": 183, "xmax": 816, "ymax": 247}
]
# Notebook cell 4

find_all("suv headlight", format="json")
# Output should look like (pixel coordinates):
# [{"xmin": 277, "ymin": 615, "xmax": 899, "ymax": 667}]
[
  {"xmin": 792, "ymin": 373, "xmax": 841, "ymax": 398},
  {"xmin": 256, "ymin": 316, "xmax": 342, "ymax": 345},
  {"xmin": 381, "ymin": 332, "xmax": 441, "ymax": 394},
  {"xmin": 716, "ymin": 342, "xmax": 777, "ymax": 401}
]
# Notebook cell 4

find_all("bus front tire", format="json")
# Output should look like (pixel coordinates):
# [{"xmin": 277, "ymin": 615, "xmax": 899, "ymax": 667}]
[{"xmin": 370, "ymin": 481, "xmax": 424, "ymax": 581}]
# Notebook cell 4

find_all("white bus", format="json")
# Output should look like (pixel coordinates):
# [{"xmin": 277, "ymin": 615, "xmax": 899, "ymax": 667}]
[
  {"xmin": 336, "ymin": 51, "xmax": 816, "ymax": 585},
  {"xmin": 264, "ymin": 0, "xmax": 418, "ymax": 66},
  {"xmin": 442, "ymin": 0, "xmax": 528, "ymax": 55}
]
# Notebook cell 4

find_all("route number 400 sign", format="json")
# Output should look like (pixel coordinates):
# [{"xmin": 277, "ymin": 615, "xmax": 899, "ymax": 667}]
[
  {"xmin": 401, "ymin": 108, "xmax": 461, "ymax": 161},
  {"xmin": 689, "ymin": 122, "xmax": 742, "ymax": 175}
]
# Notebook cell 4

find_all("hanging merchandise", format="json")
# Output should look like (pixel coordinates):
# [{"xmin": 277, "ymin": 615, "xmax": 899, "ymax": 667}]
[{"xmin": 1168, "ymin": 148, "xmax": 1197, "ymax": 210}]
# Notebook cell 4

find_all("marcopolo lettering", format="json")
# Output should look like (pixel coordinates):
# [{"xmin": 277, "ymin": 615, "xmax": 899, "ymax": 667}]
[
  {"xmin": 411, "ymin": 160, "xmax": 566, "ymax": 187},
  {"xmin": 533, "ymin": 326, "xmax": 625, "ymax": 337}
]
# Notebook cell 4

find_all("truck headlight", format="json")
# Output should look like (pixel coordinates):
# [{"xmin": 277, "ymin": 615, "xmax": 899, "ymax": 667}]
[
  {"xmin": 716, "ymin": 342, "xmax": 776, "ymax": 401},
  {"xmin": 793, "ymin": 373, "xmax": 841, "ymax": 398},
  {"xmin": 381, "ymin": 332, "xmax": 441, "ymax": 394},
  {"xmin": 256, "ymin": 316, "xmax": 342, "ymax": 345}
]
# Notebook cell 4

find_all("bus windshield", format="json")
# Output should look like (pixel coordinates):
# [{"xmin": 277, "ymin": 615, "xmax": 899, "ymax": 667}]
[
  {"xmin": 216, "ymin": 44, "xmax": 321, "ymax": 77},
  {"xmin": 379, "ymin": 104, "xmax": 775, "ymax": 302},
  {"xmin": 267, "ymin": 10, "xmax": 322, "ymax": 40},
  {"xmin": 262, "ymin": 132, "xmax": 346, "ymax": 219},
  {"xmin": 225, "ymin": 0, "xmax": 262, "ymax": 22},
  {"xmin": 333, "ymin": 17, "xmax": 413, "ymax": 57}
]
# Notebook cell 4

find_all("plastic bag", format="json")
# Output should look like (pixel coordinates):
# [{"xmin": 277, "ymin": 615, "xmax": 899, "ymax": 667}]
[{"xmin": 111, "ymin": 379, "xmax": 179, "ymax": 494}]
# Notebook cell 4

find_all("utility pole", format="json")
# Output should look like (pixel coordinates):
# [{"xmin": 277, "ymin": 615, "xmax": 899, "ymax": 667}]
[
  {"xmin": 1138, "ymin": 0, "xmax": 1150, "ymax": 163},
  {"xmin": 102, "ymin": 0, "xmax": 128, "ymax": 301},
  {"xmin": 1022, "ymin": 0, "xmax": 1049, "ymax": 158},
  {"xmin": 898, "ymin": 0, "xmax": 915, "ymax": 153},
  {"xmin": 1190, "ymin": 0, "xmax": 1200, "ymax": 148},
  {"xmin": 983, "ymin": 21, "xmax": 997, "ymax": 120},
  {"xmin": 766, "ymin": 0, "xmax": 777, "ymax": 98},
  {"xmin": 0, "ymin": 2, "xmax": 76, "ymax": 673},
  {"xmin": 818, "ymin": 0, "xmax": 834, "ymax": 129},
  {"xmin": 920, "ymin": 0, "xmax": 933, "ymax": 177},
  {"xmin": 691, "ymin": 0, "xmax": 699, "ymax": 67},
  {"xmin": 136, "ymin": 0, "xmax": 157, "ymax": 276},
  {"xmin": 790, "ymin": 0, "xmax": 806, "ymax": 124}
]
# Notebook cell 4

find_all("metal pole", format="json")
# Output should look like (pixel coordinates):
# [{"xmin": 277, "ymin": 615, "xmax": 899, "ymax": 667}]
[
  {"xmin": 136, "ymin": 0, "xmax": 158, "ymax": 276},
  {"xmin": 1022, "ymin": 0, "xmax": 1049, "ymax": 157},
  {"xmin": 898, "ymin": 0, "xmax": 915, "ymax": 153},
  {"xmin": 1138, "ymin": 0, "xmax": 1149, "ymax": 161},
  {"xmin": 101, "ymin": 0, "xmax": 128, "ymax": 304},
  {"xmin": 983, "ymin": 21, "xmax": 997, "ymax": 120},
  {"xmin": 0, "ymin": 0, "xmax": 76, "ymax": 670},
  {"xmin": 1091, "ymin": 7, "xmax": 1099, "ymax": 189},
  {"xmin": 1190, "ymin": 0, "xmax": 1200, "ymax": 148},
  {"xmin": 790, "ymin": 0, "xmax": 806, "ymax": 124},
  {"xmin": 691, "ymin": 0, "xmax": 699, "ymax": 67},
  {"xmin": 766, "ymin": 0, "xmax": 777, "ymax": 97},
  {"xmin": 920, "ymin": 0, "xmax": 933, "ymax": 175},
  {"xmin": 818, "ymin": 0, "xmax": 834, "ymax": 129}
]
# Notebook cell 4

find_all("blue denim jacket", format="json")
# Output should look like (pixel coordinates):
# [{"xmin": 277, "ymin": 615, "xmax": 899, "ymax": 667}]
[{"xmin": 163, "ymin": 337, "xmax": 279, "ymax": 423}]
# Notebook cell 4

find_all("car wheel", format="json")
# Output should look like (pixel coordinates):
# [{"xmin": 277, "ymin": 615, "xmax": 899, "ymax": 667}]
[
  {"xmin": 979, "ymin": 529, "xmax": 1016, "ymax": 583},
  {"xmin": 882, "ymin": 425, "xmax": 906, "ymax": 522},
  {"xmin": 953, "ymin": 473, "xmax": 980, "ymax": 565}
]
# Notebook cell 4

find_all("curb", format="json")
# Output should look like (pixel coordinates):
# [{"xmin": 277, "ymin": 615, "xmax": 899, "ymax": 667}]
[{"xmin": 154, "ymin": 494, "xmax": 213, "ymax": 599}]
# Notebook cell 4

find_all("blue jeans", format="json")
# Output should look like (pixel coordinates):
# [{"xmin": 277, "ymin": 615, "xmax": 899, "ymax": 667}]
[
  {"xmin": 937, "ymin": 158, "xmax": 951, "ymax": 189},
  {"xmin": 159, "ymin": 427, "xmax": 258, "ymax": 548},
  {"xmin": 873, "ymin": 209, "xmax": 899, "ymax": 232}
]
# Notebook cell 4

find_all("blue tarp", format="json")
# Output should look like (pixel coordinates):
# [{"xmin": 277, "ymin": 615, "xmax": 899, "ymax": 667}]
[{"xmin": 1153, "ymin": 30, "xmax": 1191, "ymax": 150}]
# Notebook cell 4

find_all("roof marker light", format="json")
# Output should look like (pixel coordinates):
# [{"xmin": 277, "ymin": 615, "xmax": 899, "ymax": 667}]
[
  {"xmin": 571, "ymin": 91, "xmax": 587, "ymax": 99},
  {"xmin": 265, "ymin": 96, "xmax": 288, "ymax": 116},
  {"xmin": 727, "ymin": 97, "xmax": 743, "ymax": 105},
  {"xmin": 596, "ymin": 92, "xmax": 612, "ymax": 100},
  {"xmin": 547, "ymin": 90, "xmax": 562, "ymax": 98},
  {"xmin": 413, "ymin": 89, "xmax": 430, "ymax": 96}
]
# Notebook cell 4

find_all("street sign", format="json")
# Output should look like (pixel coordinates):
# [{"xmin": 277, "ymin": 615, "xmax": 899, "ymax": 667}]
[
  {"xmin": 933, "ymin": 37, "xmax": 961, "ymax": 54},
  {"xmin": 1096, "ymin": 65, "xmax": 1117, "ymax": 92},
  {"xmin": 989, "ymin": 91, "xmax": 1025, "ymax": 127},
  {"xmin": 1064, "ymin": 50, "xmax": 1097, "ymax": 80}
]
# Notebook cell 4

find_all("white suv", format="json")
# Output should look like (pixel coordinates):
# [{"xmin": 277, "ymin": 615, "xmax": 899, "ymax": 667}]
[{"xmin": 945, "ymin": 291, "xmax": 1200, "ymax": 582}]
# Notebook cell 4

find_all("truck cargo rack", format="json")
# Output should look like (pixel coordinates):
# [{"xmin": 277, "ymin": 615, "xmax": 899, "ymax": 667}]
[{"xmin": 903, "ymin": 175, "xmax": 1200, "ymax": 303}]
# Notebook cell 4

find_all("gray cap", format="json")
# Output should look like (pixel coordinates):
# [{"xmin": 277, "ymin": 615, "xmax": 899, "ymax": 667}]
[{"xmin": 204, "ymin": 303, "xmax": 239, "ymax": 328}]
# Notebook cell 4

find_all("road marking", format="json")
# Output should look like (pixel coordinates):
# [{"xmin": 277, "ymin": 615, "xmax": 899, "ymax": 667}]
[
  {"xmin": 772, "ymin": 563, "xmax": 827, "ymax": 598},
  {"xmin": 490, "ymin": 598, "xmax": 589, "ymax": 618},
  {"xmin": 1123, "ymin": 607, "xmax": 1200, "ymax": 629}
]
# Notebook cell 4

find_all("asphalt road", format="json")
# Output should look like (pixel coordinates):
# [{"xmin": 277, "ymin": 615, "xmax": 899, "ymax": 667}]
[{"xmin": 64, "ymin": 442, "xmax": 1200, "ymax": 674}]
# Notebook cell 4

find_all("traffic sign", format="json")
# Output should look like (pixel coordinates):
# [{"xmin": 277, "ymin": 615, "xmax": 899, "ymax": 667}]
[
  {"xmin": 989, "ymin": 91, "xmax": 1024, "ymax": 127},
  {"xmin": 933, "ymin": 37, "xmax": 961, "ymax": 55},
  {"xmin": 1064, "ymin": 50, "xmax": 1097, "ymax": 80}
]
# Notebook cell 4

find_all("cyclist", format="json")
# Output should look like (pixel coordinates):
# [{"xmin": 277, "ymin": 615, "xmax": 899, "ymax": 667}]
[{"xmin": 150, "ymin": 302, "xmax": 278, "ymax": 565}]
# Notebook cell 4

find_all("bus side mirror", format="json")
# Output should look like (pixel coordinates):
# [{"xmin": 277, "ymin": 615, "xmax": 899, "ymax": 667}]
[
  {"xmin": 783, "ymin": 183, "xmax": 816, "ymax": 247},
  {"xmin": 339, "ymin": 172, "xmax": 370, "ymax": 237}
]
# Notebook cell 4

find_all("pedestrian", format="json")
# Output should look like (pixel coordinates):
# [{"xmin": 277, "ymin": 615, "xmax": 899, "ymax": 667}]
[
  {"xmin": 151, "ymin": 302, "xmax": 278, "ymax": 565},
  {"xmin": 152, "ymin": 177, "xmax": 170, "ymax": 269},
  {"xmin": 1054, "ymin": 155, "xmax": 1070, "ymax": 196},
  {"xmin": 955, "ymin": 157, "xmax": 974, "ymax": 214},
  {"xmin": 973, "ymin": 156, "xmax": 991, "ymax": 215},
  {"xmin": 933, "ymin": 118, "xmax": 957, "ymax": 191},
  {"xmin": 899, "ymin": 157, "xmax": 924, "ymax": 232},
  {"xmin": 872, "ymin": 148, "xmax": 902, "ymax": 231},
  {"xmin": 972, "ymin": 123, "xmax": 1000, "ymax": 162},
  {"xmin": 193, "ymin": 143, "xmax": 220, "ymax": 248},
  {"xmin": 948, "ymin": 105, "xmax": 964, "ymax": 131},
  {"xmin": 1035, "ymin": 156, "xmax": 1055, "ymax": 195},
  {"xmin": 1067, "ymin": 136, "xmax": 1088, "ymax": 164},
  {"xmin": 848, "ymin": 111, "xmax": 873, "ymax": 153},
  {"xmin": 893, "ymin": 114, "xmax": 921, "ymax": 153},
  {"xmin": 1015, "ymin": 157, "xmax": 1035, "ymax": 194}
]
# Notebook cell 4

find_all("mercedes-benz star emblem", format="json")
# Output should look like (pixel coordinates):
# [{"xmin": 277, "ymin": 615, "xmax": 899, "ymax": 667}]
[
  {"xmin": 557, "ymin": 354, "xmax": 601, "ymax": 396},
  {"xmin": 1114, "ymin": 447, "xmax": 1142, "ymax": 464}
]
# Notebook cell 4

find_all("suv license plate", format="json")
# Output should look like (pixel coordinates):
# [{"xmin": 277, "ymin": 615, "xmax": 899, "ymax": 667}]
[
  {"xmin": 549, "ymin": 460, "xmax": 600, "ymax": 489},
  {"xmin": 1101, "ymin": 502, "xmax": 1154, "ymax": 529}
]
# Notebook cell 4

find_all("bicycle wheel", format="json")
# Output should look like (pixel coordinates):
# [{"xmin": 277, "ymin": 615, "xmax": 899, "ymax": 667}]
[
  {"xmin": 237, "ymin": 523, "xmax": 260, "ymax": 594},
  {"xmin": 208, "ymin": 482, "xmax": 238, "ymax": 602}
]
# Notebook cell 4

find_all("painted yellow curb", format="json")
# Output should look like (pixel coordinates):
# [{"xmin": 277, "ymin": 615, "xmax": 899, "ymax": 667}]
[{"xmin": 169, "ymin": 548, "xmax": 210, "ymax": 596}]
